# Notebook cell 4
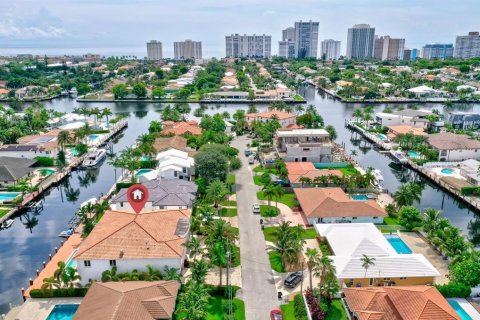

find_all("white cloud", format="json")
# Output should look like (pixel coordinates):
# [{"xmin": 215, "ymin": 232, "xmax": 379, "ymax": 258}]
[{"xmin": 0, "ymin": 21, "xmax": 66, "ymax": 39}]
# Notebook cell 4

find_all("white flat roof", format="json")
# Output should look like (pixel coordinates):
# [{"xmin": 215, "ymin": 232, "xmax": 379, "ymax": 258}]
[{"xmin": 277, "ymin": 129, "xmax": 329, "ymax": 137}]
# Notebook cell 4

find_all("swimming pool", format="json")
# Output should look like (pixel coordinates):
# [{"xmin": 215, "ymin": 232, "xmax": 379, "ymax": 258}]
[
  {"xmin": 351, "ymin": 195, "xmax": 368, "ymax": 201},
  {"xmin": 87, "ymin": 134, "xmax": 99, "ymax": 141},
  {"xmin": 38, "ymin": 168, "xmax": 55, "ymax": 176},
  {"xmin": 46, "ymin": 304, "xmax": 79, "ymax": 320},
  {"xmin": 135, "ymin": 169, "xmax": 153, "ymax": 177},
  {"xmin": 377, "ymin": 133, "xmax": 388, "ymax": 141},
  {"xmin": 448, "ymin": 300, "xmax": 472, "ymax": 320},
  {"xmin": 408, "ymin": 150, "xmax": 419, "ymax": 158},
  {"xmin": 385, "ymin": 235, "xmax": 412, "ymax": 254},
  {"xmin": 441, "ymin": 168, "xmax": 454, "ymax": 174},
  {"xmin": 0, "ymin": 192, "xmax": 21, "ymax": 201},
  {"xmin": 70, "ymin": 148, "xmax": 81, "ymax": 156}
]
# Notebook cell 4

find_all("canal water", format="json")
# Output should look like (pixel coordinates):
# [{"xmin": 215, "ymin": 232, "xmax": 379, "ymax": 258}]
[{"xmin": 0, "ymin": 86, "xmax": 479, "ymax": 313}]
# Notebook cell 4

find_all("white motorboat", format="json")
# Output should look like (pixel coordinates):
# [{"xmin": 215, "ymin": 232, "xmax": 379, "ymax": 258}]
[
  {"xmin": 80, "ymin": 197, "xmax": 97, "ymax": 208},
  {"xmin": 373, "ymin": 169, "xmax": 384, "ymax": 182},
  {"xmin": 1, "ymin": 219, "xmax": 14, "ymax": 229},
  {"xmin": 69, "ymin": 87, "xmax": 78, "ymax": 96},
  {"xmin": 61, "ymin": 90, "xmax": 68, "ymax": 96},
  {"xmin": 390, "ymin": 150, "xmax": 408, "ymax": 164},
  {"xmin": 58, "ymin": 228, "xmax": 74, "ymax": 238},
  {"xmin": 82, "ymin": 149, "xmax": 106, "ymax": 167}
]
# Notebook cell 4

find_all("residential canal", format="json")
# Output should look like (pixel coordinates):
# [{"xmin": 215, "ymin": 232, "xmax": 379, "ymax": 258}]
[{"xmin": 0, "ymin": 89, "xmax": 479, "ymax": 313}]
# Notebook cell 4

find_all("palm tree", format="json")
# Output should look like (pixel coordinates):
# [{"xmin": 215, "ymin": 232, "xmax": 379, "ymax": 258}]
[
  {"xmin": 298, "ymin": 176, "xmax": 312, "ymax": 187},
  {"xmin": 209, "ymin": 242, "xmax": 227, "ymax": 287},
  {"xmin": 205, "ymin": 219, "xmax": 238, "ymax": 248},
  {"xmin": 61, "ymin": 267, "xmax": 81, "ymax": 288},
  {"xmin": 136, "ymin": 133, "xmax": 156, "ymax": 159},
  {"xmin": 184, "ymin": 237, "xmax": 203, "ymax": 261},
  {"xmin": 57, "ymin": 130, "xmax": 70, "ymax": 150},
  {"xmin": 294, "ymin": 104, "xmax": 305, "ymax": 115},
  {"xmin": 102, "ymin": 266, "xmax": 119, "ymax": 282},
  {"xmin": 423, "ymin": 208, "xmax": 440, "ymax": 236},
  {"xmin": 190, "ymin": 259, "xmax": 210, "ymax": 284},
  {"xmin": 41, "ymin": 276, "xmax": 60, "ymax": 295},
  {"xmin": 176, "ymin": 282, "xmax": 210, "ymax": 320},
  {"xmin": 90, "ymin": 107, "xmax": 101, "ymax": 129},
  {"xmin": 273, "ymin": 184, "xmax": 285, "ymax": 208},
  {"xmin": 205, "ymin": 181, "xmax": 228, "ymax": 209},
  {"xmin": 313, "ymin": 255, "xmax": 335, "ymax": 294},
  {"xmin": 101, "ymin": 108, "xmax": 113, "ymax": 129},
  {"xmin": 306, "ymin": 248, "xmax": 320, "ymax": 289},
  {"xmin": 352, "ymin": 109, "xmax": 363, "ymax": 122},
  {"xmin": 146, "ymin": 264, "xmax": 162, "ymax": 280},
  {"xmin": 394, "ymin": 183, "xmax": 422, "ymax": 208},
  {"xmin": 360, "ymin": 254, "xmax": 376, "ymax": 278},
  {"xmin": 262, "ymin": 184, "xmax": 277, "ymax": 207},
  {"xmin": 162, "ymin": 267, "xmax": 180, "ymax": 281},
  {"xmin": 54, "ymin": 261, "xmax": 67, "ymax": 284}
]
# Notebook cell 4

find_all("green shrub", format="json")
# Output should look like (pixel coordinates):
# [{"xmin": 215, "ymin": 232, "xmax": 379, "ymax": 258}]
[
  {"xmin": 230, "ymin": 157, "xmax": 241, "ymax": 170},
  {"xmin": 461, "ymin": 186, "xmax": 480, "ymax": 196},
  {"xmin": 294, "ymin": 293, "xmax": 308, "ymax": 320},
  {"xmin": 436, "ymin": 282, "xmax": 471, "ymax": 298},
  {"xmin": 139, "ymin": 160, "xmax": 158, "ymax": 169},
  {"xmin": 75, "ymin": 143, "xmax": 88, "ymax": 156},
  {"xmin": 116, "ymin": 182, "xmax": 135, "ymax": 192},
  {"xmin": 30, "ymin": 287, "xmax": 88, "ymax": 298},
  {"xmin": 205, "ymin": 284, "xmax": 240, "ymax": 298},
  {"xmin": 34, "ymin": 156, "xmax": 55, "ymax": 167}
]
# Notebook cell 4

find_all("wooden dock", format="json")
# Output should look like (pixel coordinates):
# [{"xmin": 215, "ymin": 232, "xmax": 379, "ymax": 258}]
[{"xmin": 345, "ymin": 120, "xmax": 392, "ymax": 150}]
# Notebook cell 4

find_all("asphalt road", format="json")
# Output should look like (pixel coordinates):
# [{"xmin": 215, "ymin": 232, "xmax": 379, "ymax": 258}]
[{"xmin": 231, "ymin": 135, "xmax": 280, "ymax": 320}]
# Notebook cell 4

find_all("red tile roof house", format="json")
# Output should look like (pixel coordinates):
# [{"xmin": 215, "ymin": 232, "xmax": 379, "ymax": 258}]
[
  {"xmin": 286, "ymin": 162, "xmax": 343, "ymax": 187},
  {"xmin": 294, "ymin": 187, "xmax": 387, "ymax": 225},
  {"xmin": 73, "ymin": 209, "xmax": 190, "ymax": 286},
  {"xmin": 160, "ymin": 121, "xmax": 202, "ymax": 136},
  {"xmin": 246, "ymin": 110, "xmax": 297, "ymax": 128}
]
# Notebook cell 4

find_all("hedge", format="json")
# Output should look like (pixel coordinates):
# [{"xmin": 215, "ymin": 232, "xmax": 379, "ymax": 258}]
[
  {"xmin": 139, "ymin": 160, "xmax": 158, "ymax": 169},
  {"xmin": 294, "ymin": 293, "xmax": 308, "ymax": 320},
  {"xmin": 116, "ymin": 182, "xmax": 135, "ymax": 192},
  {"xmin": 34, "ymin": 156, "xmax": 55, "ymax": 167},
  {"xmin": 30, "ymin": 287, "xmax": 89, "ymax": 298},
  {"xmin": 460, "ymin": 186, "xmax": 480, "ymax": 196},
  {"xmin": 436, "ymin": 282, "xmax": 471, "ymax": 298},
  {"xmin": 205, "ymin": 284, "xmax": 240, "ymax": 298}
]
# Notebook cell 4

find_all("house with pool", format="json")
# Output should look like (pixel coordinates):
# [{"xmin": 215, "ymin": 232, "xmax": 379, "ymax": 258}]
[
  {"xmin": 315, "ymin": 223, "xmax": 440, "ymax": 288},
  {"xmin": 375, "ymin": 109, "xmax": 432, "ymax": 129},
  {"xmin": 427, "ymin": 132, "xmax": 480, "ymax": 161},
  {"xmin": 294, "ymin": 187, "xmax": 387, "ymax": 225},
  {"xmin": 138, "ymin": 149, "xmax": 195, "ymax": 181},
  {"xmin": 0, "ymin": 129, "xmax": 63, "ymax": 159},
  {"xmin": 274, "ymin": 128, "xmax": 333, "ymax": 163},
  {"xmin": 73, "ymin": 209, "xmax": 190, "ymax": 285},
  {"xmin": 0, "ymin": 156, "xmax": 37, "ymax": 189},
  {"xmin": 285, "ymin": 162, "xmax": 343, "ymax": 187},
  {"xmin": 110, "ymin": 179, "xmax": 197, "ymax": 211}
]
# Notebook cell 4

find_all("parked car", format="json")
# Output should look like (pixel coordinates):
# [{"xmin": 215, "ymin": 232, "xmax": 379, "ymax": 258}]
[
  {"xmin": 252, "ymin": 203, "xmax": 260, "ymax": 214},
  {"xmin": 284, "ymin": 272, "xmax": 303, "ymax": 288},
  {"xmin": 248, "ymin": 156, "xmax": 255, "ymax": 164},
  {"xmin": 273, "ymin": 179, "xmax": 290, "ymax": 187},
  {"xmin": 270, "ymin": 310, "xmax": 283, "ymax": 320},
  {"xmin": 244, "ymin": 149, "xmax": 251, "ymax": 156}
]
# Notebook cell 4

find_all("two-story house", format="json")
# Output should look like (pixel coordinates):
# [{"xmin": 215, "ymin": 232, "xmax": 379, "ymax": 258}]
[
  {"xmin": 275, "ymin": 129, "xmax": 333, "ymax": 162},
  {"xmin": 447, "ymin": 112, "xmax": 480, "ymax": 130}
]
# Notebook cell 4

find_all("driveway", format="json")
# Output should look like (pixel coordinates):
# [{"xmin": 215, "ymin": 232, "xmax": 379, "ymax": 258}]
[{"xmin": 231, "ymin": 135, "xmax": 280, "ymax": 319}]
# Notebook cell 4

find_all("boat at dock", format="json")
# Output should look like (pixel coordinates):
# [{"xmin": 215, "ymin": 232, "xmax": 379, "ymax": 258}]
[
  {"xmin": 81, "ymin": 149, "xmax": 106, "ymax": 168},
  {"xmin": 390, "ymin": 150, "xmax": 408, "ymax": 164},
  {"xmin": 68, "ymin": 87, "xmax": 78, "ymax": 96},
  {"xmin": 1, "ymin": 219, "xmax": 14, "ymax": 229},
  {"xmin": 61, "ymin": 90, "xmax": 68, "ymax": 96},
  {"xmin": 373, "ymin": 169, "xmax": 384, "ymax": 182},
  {"xmin": 80, "ymin": 197, "xmax": 97, "ymax": 208},
  {"xmin": 58, "ymin": 228, "xmax": 74, "ymax": 238}
]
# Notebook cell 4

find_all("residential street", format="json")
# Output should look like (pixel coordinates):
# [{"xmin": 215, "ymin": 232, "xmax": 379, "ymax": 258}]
[{"xmin": 231, "ymin": 135, "xmax": 280, "ymax": 320}]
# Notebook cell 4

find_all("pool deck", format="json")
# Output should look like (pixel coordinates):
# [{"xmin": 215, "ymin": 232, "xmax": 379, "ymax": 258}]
[
  {"xmin": 399, "ymin": 232, "xmax": 449, "ymax": 284},
  {"xmin": 5, "ymin": 297, "xmax": 82, "ymax": 320},
  {"xmin": 450, "ymin": 298, "xmax": 480, "ymax": 320},
  {"xmin": 23, "ymin": 234, "xmax": 82, "ymax": 298}
]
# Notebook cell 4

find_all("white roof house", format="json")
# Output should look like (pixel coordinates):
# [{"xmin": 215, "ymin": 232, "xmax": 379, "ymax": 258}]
[
  {"xmin": 276, "ymin": 129, "xmax": 329, "ymax": 138},
  {"xmin": 315, "ymin": 223, "xmax": 440, "ymax": 280},
  {"xmin": 154, "ymin": 149, "xmax": 195, "ymax": 181}
]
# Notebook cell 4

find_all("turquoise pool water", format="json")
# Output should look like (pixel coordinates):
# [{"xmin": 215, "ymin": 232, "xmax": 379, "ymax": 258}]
[
  {"xmin": 71, "ymin": 149, "xmax": 81, "ymax": 156},
  {"xmin": 448, "ymin": 300, "xmax": 472, "ymax": 320},
  {"xmin": 38, "ymin": 169, "xmax": 55, "ymax": 176},
  {"xmin": 135, "ymin": 169, "xmax": 153, "ymax": 177},
  {"xmin": 46, "ymin": 304, "xmax": 79, "ymax": 320},
  {"xmin": 441, "ymin": 168, "xmax": 454, "ymax": 174},
  {"xmin": 351, "ymin": 195, "xmax": 368, "ymax": 201},
  {"xmin": 0, "ymin": 192, "xmax": 21, "ymax": 201},
  {"xmin": 66, "ymin": 260, "xmax": 77, "ymax": 269},
  {"xmin": 141, "ymin": 155, "xmax": 150, "ymax": 161},
  {"xmin": 408, "ymin": 150, "xmax": 419, "ymax": 158},
  {"xmin": 377, "ymin": 133, "xmax": 388, "ymax": 140},
  {"xmin": 87, "ymin": 134, "xmax": 99, "ymax": 141},
  {"xmin": 385, "ymin": 235, "xmax": 412, "ymax": 254}
]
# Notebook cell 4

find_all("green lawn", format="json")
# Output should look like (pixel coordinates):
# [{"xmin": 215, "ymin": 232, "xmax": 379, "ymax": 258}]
[
  {"xmin": 253, "ymin": 166, "xmax": 278, "ymax": 174},
  {"xmin": 176, "ymin": 296, "xmax": 245, "ymax": 320},
  {"xmin": 268, "ymin": 251, "xmax": 285, "ymax": 272},
  {"xmin": 280, "ymin": 300, "xmax": 296, "ymax": 320},
  {"xmin": 257, "ymin": 191, "xmax": 297, "ymax": 208},
  {"xmin": 253, "ymin": 175, "xmax": 267, "ymax": 186},
  {"xmin": 220, "ymin": 200, "xmax": 237, "ymax": 206},
  {"xmin": 260, "ymin": 205, "xmax": 280, "ymax": 217},
  {"xmin": 325, "ymin": 299, "xmax": 348, "ymax": 320},
  {"xmin": 220, "ymin": 208, "xmax": 237, "ymax": 217},
  {"xmin": 227, "ymin": 174, "xmax": 236, "ymax": 185},
  {"xmin": 264, "ymin": 226, "xmax": 317, "ymax": 242},
  {"xmin": 0, "ymin": 209, "xmax": 10, "ymax": 219},
  {"xmin": 293, "ymin": 94, "xmax": 305, "ymax": 101},
  {"xmin": 384, "ymin": 216, "xmax": 400, "ymax": 225}
]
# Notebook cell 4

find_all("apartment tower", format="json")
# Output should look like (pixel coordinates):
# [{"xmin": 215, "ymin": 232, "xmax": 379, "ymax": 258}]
[
  {"xmin": 174, "ymin": 40, "xmax": 202, "ymax": 60},
  {"xmin": 146, "ymin": 40, "xmax": 163, "ymax": 60},
  {"xmin": 225, "ymin": 34, "xmax": 272, "ymax": 59},
  {"xmin": 320, "ymin": 39, "xmax": 341, "ymax": 60},
  {"xmin": 346, "ymin": 24, "xmax": 375, "ymax": 59},
  {"xmin": 454, "ymin": 32, "xmax": 480, "ymax": 59}
]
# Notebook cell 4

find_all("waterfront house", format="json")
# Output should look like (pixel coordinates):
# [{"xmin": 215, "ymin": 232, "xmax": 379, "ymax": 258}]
[
  {"xmin": 152, "ymin": 136, "xmax": 197, "ymax": 157},
  {"xmin": 275, "ymin": 128, "xmax": 333, "ymax": 162},
  {"xmin": 295, "ymin": 188, "xmax": 386, "ymax": 224},
  {"xmin": 407, "ymin": 85, "xmax": 448, "ymax": 98},
  {"xmin": 342, "ymin": 286, "xmax": 460, "ymax": 320},
  {"xmin": 0, "ymin": 156, "xmax": 36, "ymax": 189},
  {"xmin": 254, "ymin": 88, "xmax": 293, "ymax": 100},
  {"xmin": 376, "ymin": 110, "xmax": 432, "ymax": 129},
  {"xmin": 15, "ymin": 85, "xmax": 48, "ymax": 99},
  {"xmin": 285, "ymin": 162, "xmax": 343, "ymax": 187},
  {"xmin": 427, "ymin": 132, "xmax": 480, "ymax": 161},
  {"xmin": 447, "ymin": 112, "xmax": 480, "ymax": 130},
  {"xmin": 74, "ymin": 280, "xmax": 180, "ymax": 320},
  {"xmin": 386, "ymin": 125, "xmax": 427, "ymax": 139},
  {"xmin": 315, "ymin": 223, "xmax": 440, "ymax": 287},
  {"xmin": 246, "ymin": 110, "xmax": 297, "ymax": 128},
  {"xmin": 74, "ymin": 209, "xmax": 190, "ymax": 285},
  {"xmin": 205, "ymin": 91, "xmax": 249, "ymax": 100},
  {"xmin": 459, "ymin": 159, "xmax": 480, "ymax": 186},
  {"xmin": 155, "ymin": 149, "xmax": 194, "ymax": 181},
  {"xmin": 0, "ymin": 129, "xmax": 62, "ymax": 159},
  {"xmin": 111, "ymin": 179, "xmax": 197, "ymax": 210},
  {"xmin": 161, "ymin": 121, "xmax": 202, "ymax": 136}
]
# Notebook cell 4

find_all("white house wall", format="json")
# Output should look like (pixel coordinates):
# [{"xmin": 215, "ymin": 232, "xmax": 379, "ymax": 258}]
[{"xmin": 308, "ymin": 216, "xmax": 383, "ymax": 225}]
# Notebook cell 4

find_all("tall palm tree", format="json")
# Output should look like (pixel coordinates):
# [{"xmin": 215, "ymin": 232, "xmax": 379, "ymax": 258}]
[
  {"xmin": 209, "ymin": 242, "xmax": 227, "ymax": 287},
  {"xmin": 41, "ymin": 276, "xmax": 60, "ymax": 295},
  {"xmin": 262, "ymin": 184, "xmax": 277, "ymax": 207},
  {"xmin": 305, "ymin": 248, "xmax": 320, "ymax": 289},
  {"xmin": 394, "ymin": 183, "xmax": 422, "ymax": 208},
  {"xmin": 176, "ymin": 282, "xmax": 210, "ymax": 320},
  {"xmin": 184, "ymin": 237, "xmax": 203, "ymax": 262},
  {"xmin": 273, "ymin": 184, "xmax": 285, "ymax": 208},
  {"xmin": 294, "ymin": 104, "xmax": 305, "ymax": 115},
  {"xmin": 360, "ymin": 254, "xmax": 376, "ymax": 279},
  {"xmin": 352, "ymin": 109, "xmax": 363, "ymax": 122},
  {"xmin": 298, "ymin": 176, "xmax": 312, "ymax": 187},
  {"xmin": 57, "ymin": 130, "xmax": 70, "ymax": 150},
  {"xmin": 423, "ymin": 208, "xmax": 440, "ymax": 236},
  {"xmin": 101, "ymin": 108, "xmax": 113, "ymax": 129},
  {"xmin": 190, "ymin": 258, "xmax": 210, "ymax": 284},
  {"xmin": 205, "ymin": 181, "xmax": 228, "ymax": 209},
  {"xmin": 313, "ymin": 255, "xmax": 335, "ymax": 294}
]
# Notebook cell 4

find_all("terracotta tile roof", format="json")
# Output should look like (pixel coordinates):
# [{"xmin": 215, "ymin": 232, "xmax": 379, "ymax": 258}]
[
  {"xmin": 294, "ymin": 187, "xmax": 386, "ymax": 218},
  {"xmin": 387, "ymin": 126, "xmax": 427, "ymax": 136},
  {"xmin": 246, "ymin": 110, "xmax": 296, "ymax": 121},
  {"xmin": 153, "ymin": 136, "xmax": 197, "ymax": 157},
  {"xmin": 288, "ymin": 169, "xmax": 343, "ymax": 184},
  {"xmin": 427, "ymin": 132, "xmax": 480, "ymax": 150},
  {"xmin": 74, "ymin": 280, "xmax": 180, "ymax": 320},
  {"xmin": 343, "ymin": 286, "xmax": 460, "ymax": 320},
  {"xmin": 161, "ymin": 121, "xmax": 202, "ymax": 136},
  {"xmin": 285, "ymin": 162, "xmax": 316, "ymax": 175},
  {"xmin": 74, "ymin": 209, "xmax": 191, "ymax": 260}
]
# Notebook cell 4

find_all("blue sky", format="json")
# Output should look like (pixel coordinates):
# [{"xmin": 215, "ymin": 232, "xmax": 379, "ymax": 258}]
[{"xmin": 0, "ymin": 0, "xmax": 478, "ymax": 57}]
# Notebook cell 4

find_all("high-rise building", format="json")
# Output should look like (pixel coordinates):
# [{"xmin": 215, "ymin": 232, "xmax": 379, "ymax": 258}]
[
  {"xmin": 146, "ymin": 40, "xmax": 163, "ymax": 60},
  {"xmin": 454, "ymin": 32, "xmax": 480, "ymax": 59},
  {"xmin": 373, "ymin": 36, "xmax": 385, "ymax": 60},
  {"xmin": 379, "ymin": 36, "xmax": 405, "ymax": 60},
  {"xmin": 174, "ymin": 40, "xmax": 202, "ymax": 60},
  {"xmin": 279, "ymin": 27, "xmax": 296, "ymax": 59},
  {"xmin": 225, "ymin": 34, "xmax": 272, "ymax": 59},
  {"xmin": 320, "ymin": 39, "xmax": 341, "ymax": 60},
  {"xmin": 346, "ymin": 24, "xmax": 376, "ymax": 59},
  {"xmin": 294, "ymin": 20, "xmax": 319, "ymax": 58},
  {"xmin": 403, "ymin": 48, "xmax": 412, "ymax": 61},
  {"xmin": 421, "ymin": 43, "xmax": 454, "ymax": 60}
]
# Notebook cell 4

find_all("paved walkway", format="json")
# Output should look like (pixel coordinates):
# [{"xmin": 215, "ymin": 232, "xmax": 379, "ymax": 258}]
[
  {"xmin": 259, "ymin": 201, "xmax": 307, "ymax": 227},
  {"xmin": 231, "ymin": 136, "xmax": 279, "ymax": 320},
  {"xmin": 5, "ymin": 297, "xmax": 82, "ymax": 320}
]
